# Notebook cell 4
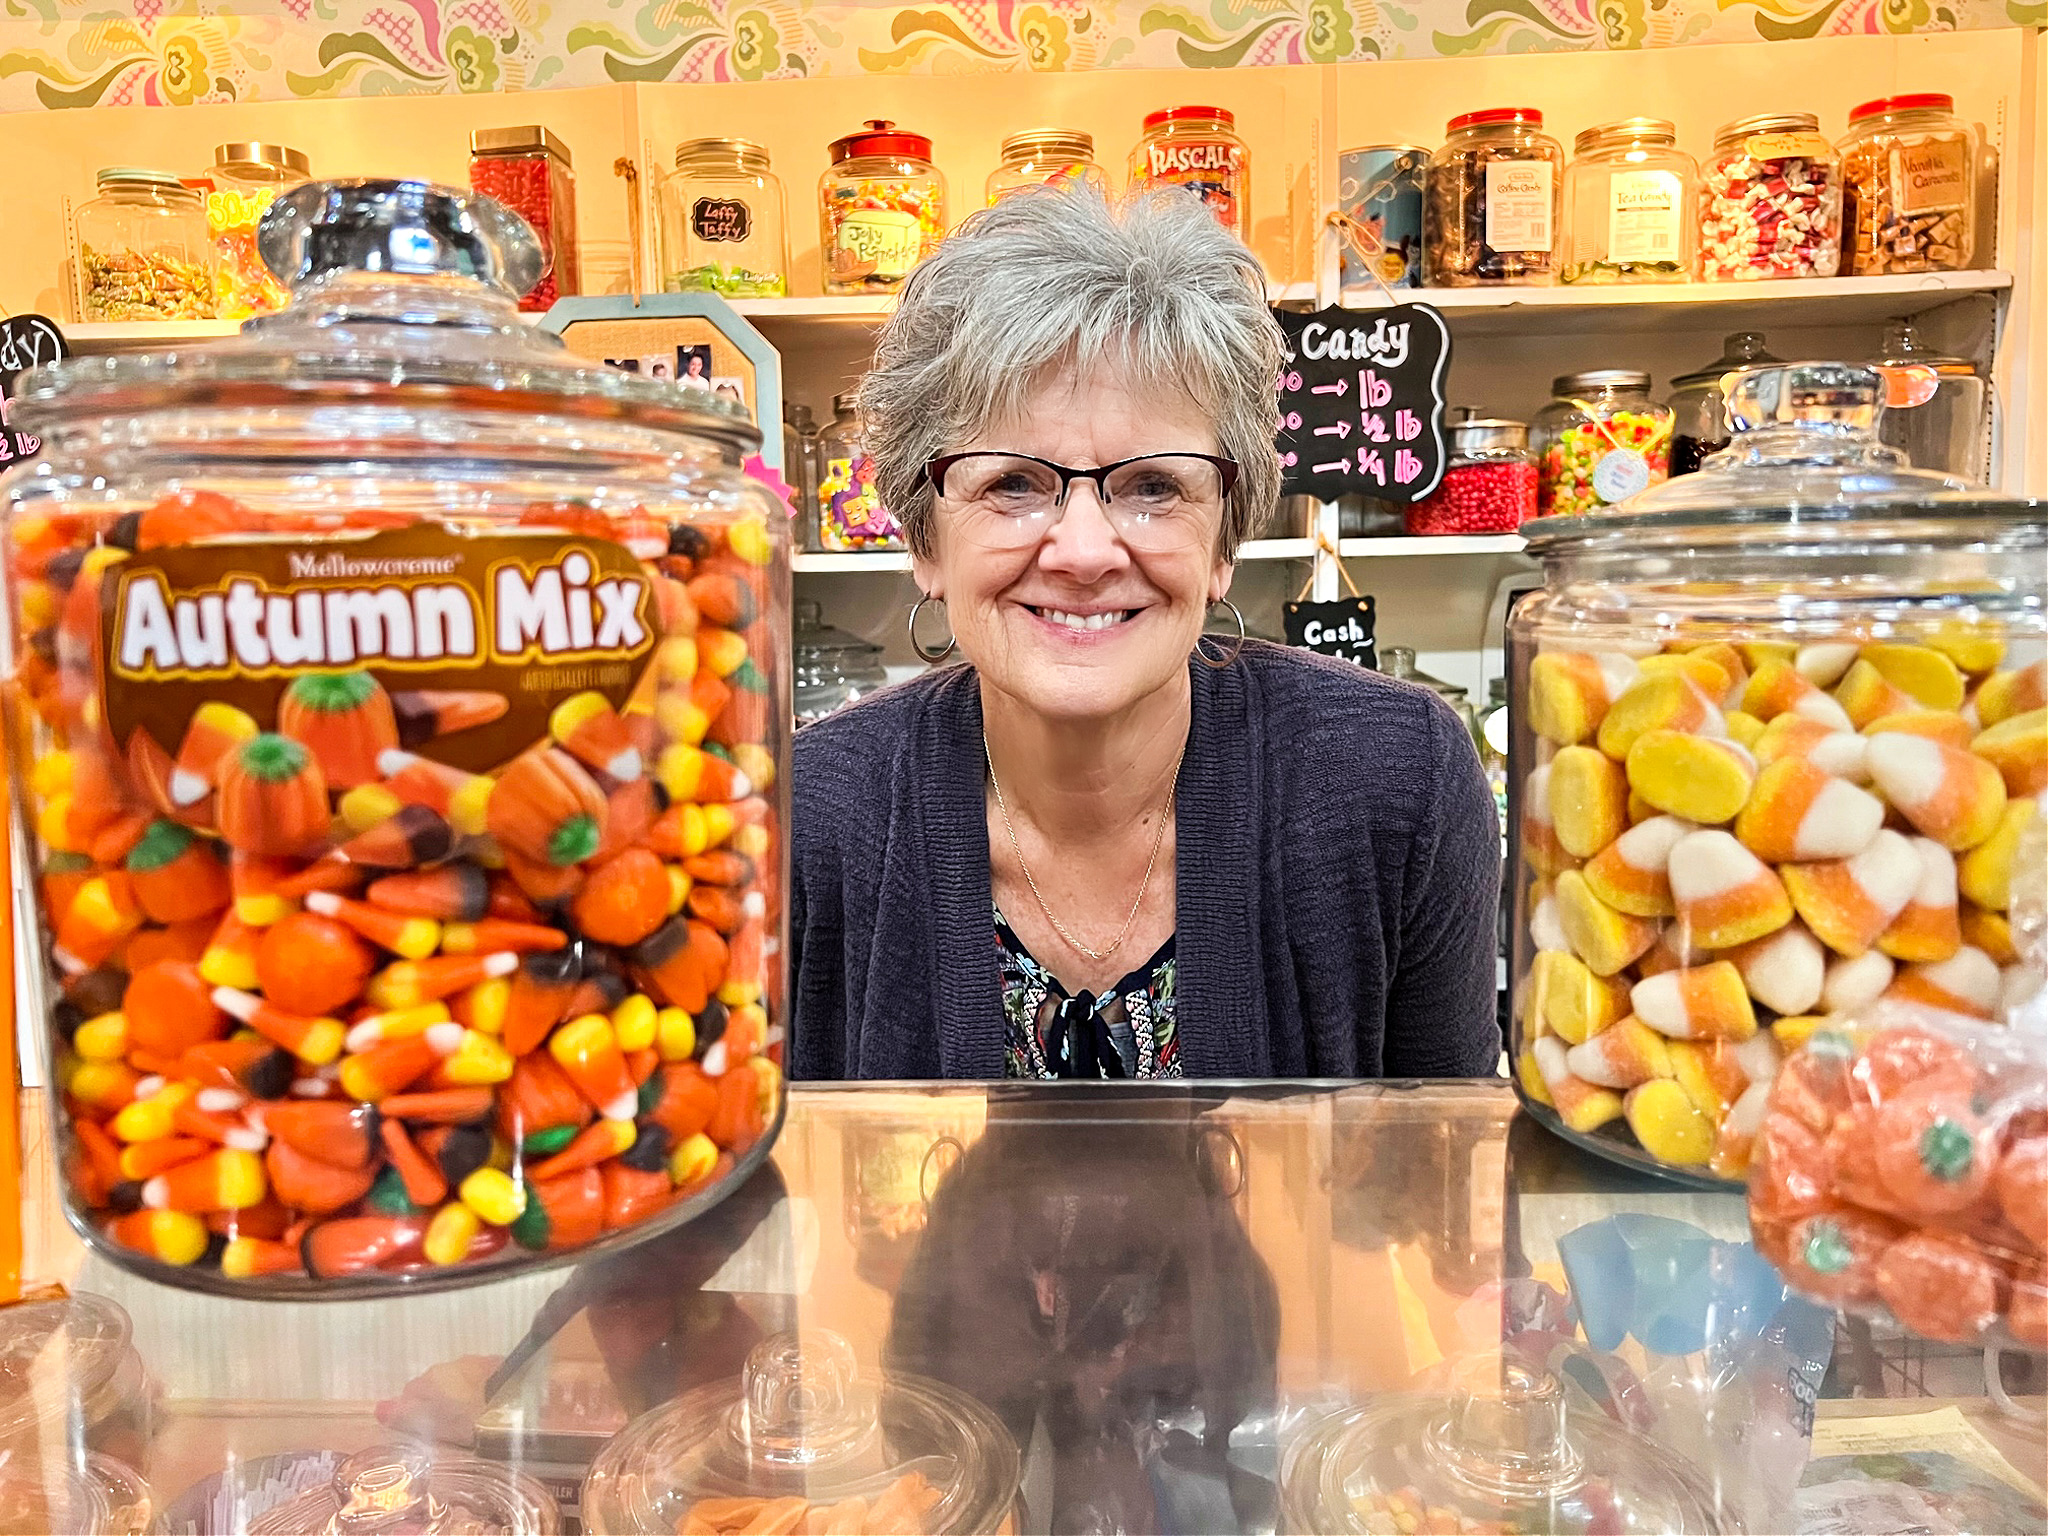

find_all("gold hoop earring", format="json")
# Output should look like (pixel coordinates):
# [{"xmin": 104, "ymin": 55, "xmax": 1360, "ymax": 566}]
[
  {"xmin": 1196, "ymin": 598, "xmax": 1245, "ymax": 670},
  {"xmin": 908, "ymin": 594, "xmax": 958, "ymax": 664}
]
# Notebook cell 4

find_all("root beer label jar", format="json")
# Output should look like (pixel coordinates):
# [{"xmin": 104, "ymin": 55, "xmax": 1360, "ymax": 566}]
[
  {"xmin": 1129, "ymin": 106, "xmax": 1249, "ymax": 236},
  {"xmin": 1, "ymin": 180, "xmax": 790, "ymax": 1296}
]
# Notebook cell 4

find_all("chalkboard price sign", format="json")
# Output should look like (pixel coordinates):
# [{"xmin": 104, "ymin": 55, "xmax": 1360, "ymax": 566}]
[
  {"xmin": 1284, "ymin": 595, "xmax": 1378, "ymax": 669},
  {"xmin": 692, "ymin": 197, "xmax": 754, "ymax": 244},
  {"xmin": 0, "ymin": 313, "xmax": 67, "ymax": 469},
  {"xmin": 1273, "ymin": 303, "xmax": 1450, "ymax": 507}
]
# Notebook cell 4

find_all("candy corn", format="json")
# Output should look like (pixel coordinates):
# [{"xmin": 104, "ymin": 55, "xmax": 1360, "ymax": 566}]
[
  {"xmin": 1781, "ymin": 829, "xmax": 1921, "ymax": 957},
  {"xmin": 142, "ymin": 1147, "xmax": 267, "ymax": 1212},
  {"xmin": 1527, "ymin": 650, "xmax": 1639, "ymax": 746},
  {"xmin": 1887, "ymin": 946, "xmax": 2001, "ymax": 1018},
  {"xmin": 366, "ymin": 952, "xmax": 518, "ymax": 1010},
  {"xmin": 1630, "ymin": 961, "xmax": 1757, "ymax": 1041},
  {"xmin": 1531, "ymin": 1036, "xmax": 1623, "ymax": 1132},
  {"xmin": 171, "ymin": 703, "xmax": 259, "ymax": 808},
  {"xmin": 374, "ymin": 749, "xmax": 495, "ymax": 838},
  {"xmin": 1866, "ymin": 733, "xmax": 2008, "ymax": 851},
  {"xmin": 1743, "ymin": 661, "xmax": 1853, "ymax": 731},
  {"xmin": 1565, "ymin": 1017, "xmax": 1673, "ymax": 1087},
  {"xmin": 1875, "ymin": 838, "xmax": 1961, "ymax": 963},
  {"xmin": 550, "ymin": 692, "xmax": 643, "ymax": 782},
  {"xmin": 367, "ymin": 865, "xmax": 492, "ymax": 923},
  {"xmin": 1582, "ymin": 815, "xmax": 1691, "ymax": 918},
  {"xmin": 1726, "ymin": 922, "xmax": 1825, "ymax": 1017},
  {"xmin": 1822, "ymin": 950, "xmax": 1896, "ymax": 1016},
  {"xmin": 1974, "ymin": 659, "xmax": 2047, "ymax": 728},
  {"xmin": 1958, "ymin": 797, "xmax": 2036, "ymax": 912},
  {"xmin": 548, "ymin": 1013, "xmax": 640, "ymax": 1122},
  {"xmin": 303, "ymin": 891, "xmax": 442, "ymax": 961},
  {"xmin": 1734, "ymin": 758, "xmax": 1885, "ymax": 863},
  {"xmin": 1971, "ymin": 710, "xmax": 2047, "ymax": 798},
  {"xmin": 108, "ymin": 1209, "xmax": 210, "ymax": 1266},
  {"xmin": 1667, "ymin": 830, "xmax": 1794, "ymax": 950},
  {"xmin": 390, "ymin": 689, "xmax": 509, "ymax": 748},
  {"xmin": 1597, "ymin": 672, "xmax": 1724, "ymax": 761},
  {"xmin": 1623, "ymin": 1079, "xmax": 1714, "ymax": 1165}
]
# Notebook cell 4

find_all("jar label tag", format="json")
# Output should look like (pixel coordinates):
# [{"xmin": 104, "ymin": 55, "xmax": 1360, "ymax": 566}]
[
  {"xmin": 692, "ymin": 197, "xmax": 754, "ymax": 244},
  {"xmin": 1591, "ymin": 447, "xmax": 1652, "ymax": 504},
  {"xmin": 832, "ymin": 210, "xmax": 923, "ymax": 281},
  {"xmin": 1893, "ymin": 138, "xmax": 1970, "ymax": 215},
  {"xmin": 1744, "ymin": 132, "xmax": 1832, "ymax": 161},
  {"xmin": 1606, "ymin": 170, "xmax": 1683, "ymax": 266},
  {"xmin": 1484, "ymin": 160, "xmax": 1554, "ymax": 254},
  {"xmin": 99, "ymin": 524, "xmax": 658, "ymax": 773}
]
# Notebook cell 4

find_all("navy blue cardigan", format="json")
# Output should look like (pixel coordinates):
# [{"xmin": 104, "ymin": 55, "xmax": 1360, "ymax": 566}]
[{"xmin": 788, "ymin": 641, "xmax": 1502, "ymax": 1080}]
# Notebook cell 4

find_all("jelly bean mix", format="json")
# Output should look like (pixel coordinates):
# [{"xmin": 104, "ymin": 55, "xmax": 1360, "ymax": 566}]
[
  {"xmin": 1517, "ymin": 634, "xmax": 2046, "ymax": 1183},
  {"xmin": 1537, "ymin": 412, "xmax": 1671, "ymax": 519},
  {"xmin": 19, "ymin": 492, "xmax": 784, "ymax": 1288},
  {"xmin": 1752, "ymin": 1016, "xmax": 2044, "ymax": 1351}
]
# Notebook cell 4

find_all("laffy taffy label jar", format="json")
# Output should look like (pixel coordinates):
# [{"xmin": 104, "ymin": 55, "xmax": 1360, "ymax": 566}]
[
  {"xmin": 1508, "ymin": 362, "xmax": 2044, "ymax": 1189},
  {"xmin": 2, "ymin": 181, "xmax": 790, "ymax": 1296}
]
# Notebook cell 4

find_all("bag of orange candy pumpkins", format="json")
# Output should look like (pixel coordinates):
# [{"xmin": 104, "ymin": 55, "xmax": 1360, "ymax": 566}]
[{"xmin": 1747, "ymin": 810, "xmax": 2045, "ymax": 1351}]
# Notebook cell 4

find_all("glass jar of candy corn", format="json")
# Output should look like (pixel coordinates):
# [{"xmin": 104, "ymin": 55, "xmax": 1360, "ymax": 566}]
[
  {"xmin": 2, "ymin": 179, "xmax": 790, "ymax": 1295},
  {"xmin": 1508, "ymin": 361, "xmax": 2045, "ymax": 1188}
]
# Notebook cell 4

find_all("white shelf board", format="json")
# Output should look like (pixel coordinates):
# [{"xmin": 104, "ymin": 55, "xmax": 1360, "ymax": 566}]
[
  {"xmin": 1336, "ymin": 270, "xmax": 2011, "ymax": 338},
  {"xmin": 61, "ymin": 319, "xmax": 244, "ymax": 350},
  {"xmin": 1239, "ymin": 537, "xmax": 1315, "ymax": 560},
  {"xmin": 793, "ymin": 551, "xmax": 913, "ymax": 572},
  {"xmin": 1339, "ymin": 535, "xmax": 1527, "ymax": 558}
]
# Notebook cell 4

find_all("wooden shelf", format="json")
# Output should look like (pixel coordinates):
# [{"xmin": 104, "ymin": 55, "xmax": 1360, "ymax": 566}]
[
  {"xmin": 1335, "ymin": 270, "xmax": 2012, "ymax": 338},
  {"xmin": 792, "ymin": 551, "xmax": 914, "ymax": 573}
]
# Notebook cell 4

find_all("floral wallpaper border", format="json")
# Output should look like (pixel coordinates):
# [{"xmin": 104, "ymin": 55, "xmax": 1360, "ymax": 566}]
[{"xmin": 0, "ymin": 0, "xmax": 2040, "ymax": 112}]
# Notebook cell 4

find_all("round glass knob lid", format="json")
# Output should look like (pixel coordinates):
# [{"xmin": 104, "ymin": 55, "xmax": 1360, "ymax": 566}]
[{"xmin": 258, "ymin": 178, "xmax": 546, "ymax": 296}]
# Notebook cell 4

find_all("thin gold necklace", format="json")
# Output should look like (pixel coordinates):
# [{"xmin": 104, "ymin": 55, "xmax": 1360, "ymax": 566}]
[{"xmin": 983, "ymin": 731, "xmax": 1184, "ymax": 963}]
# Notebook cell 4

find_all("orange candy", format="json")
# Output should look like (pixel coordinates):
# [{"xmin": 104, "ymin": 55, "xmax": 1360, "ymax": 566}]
[
  {"xmin": 256, "ymin": 912, "xmax": 374, "ymax": 1017},
  {"xmin": 572, "ymin": 849, "xmax": 672, "ymax": 947}
]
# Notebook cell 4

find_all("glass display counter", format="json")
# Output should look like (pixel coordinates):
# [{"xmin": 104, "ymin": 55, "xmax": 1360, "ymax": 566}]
[{"xmin": 9, "ymin": 1082, "xmax": 2044, "ymax": 1534}]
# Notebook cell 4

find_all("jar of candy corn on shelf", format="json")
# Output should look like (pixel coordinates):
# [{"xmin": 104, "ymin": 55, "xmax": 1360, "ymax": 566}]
[
  {"xmin": 2, "ymin": 179, "xmax": 790, "ymax": 1296},
  {"xmin": 1508, "ymin": 361, "xmax": 2045, "ymax": 1188}
]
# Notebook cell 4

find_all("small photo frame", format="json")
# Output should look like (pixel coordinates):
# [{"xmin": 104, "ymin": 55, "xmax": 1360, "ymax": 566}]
[
  {"xmin": 710, "ymin": 376, "xmax": 749, "ymax": 418},
  {"xmin": 675, "ymin": 344, "xmax": 714, "ymax": 390}
]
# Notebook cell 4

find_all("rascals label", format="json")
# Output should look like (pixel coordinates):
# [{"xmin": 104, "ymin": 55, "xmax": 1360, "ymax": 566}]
[{"xmin": 101, "ymin": 526, "xmax": 657, "ymax": 774}]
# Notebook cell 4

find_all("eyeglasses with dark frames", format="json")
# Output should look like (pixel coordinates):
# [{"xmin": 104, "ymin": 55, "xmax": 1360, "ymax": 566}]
[{"xmin": 922, "ymin": 451, "xmax": 1240, "ymax": 552}]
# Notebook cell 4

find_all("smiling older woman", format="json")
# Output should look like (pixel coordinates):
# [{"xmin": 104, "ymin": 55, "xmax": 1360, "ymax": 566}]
[{"xmin": 789, "ymin": 190, "xmax": 1501, "ymax": 1081}]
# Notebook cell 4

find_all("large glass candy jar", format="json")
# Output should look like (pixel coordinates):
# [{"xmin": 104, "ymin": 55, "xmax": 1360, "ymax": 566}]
[
  {"xmin": 3, "ymin": 181, "xmax": 790, "ymax": 1295},
  {"xmin": 1508, "ymin": 362, "xmax": 2044, "ymax": 1187}
]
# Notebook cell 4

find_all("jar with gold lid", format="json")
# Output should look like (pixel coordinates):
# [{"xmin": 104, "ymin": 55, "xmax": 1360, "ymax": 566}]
[{"xmin": 661, "ymin": 138, "xmax": 790, "ymax": 297}]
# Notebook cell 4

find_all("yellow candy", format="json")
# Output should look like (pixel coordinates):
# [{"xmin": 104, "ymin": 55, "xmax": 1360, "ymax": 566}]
[
  {"xmin": 1515, "ymin": 1047, "xmax": 1554, "ymax": 1107},
  {"xmin": 424, "ymin": 1203, "xmax": 482, "ymax": 1266},
  {"xmin": 69, "ymin": 1061, "xmax": 141, "ymax": 1111},
  {"xmin": 460, "ymin": 977, "xmax": 510, "ymax": 1036},
  {"xmin": 730, "ymin": 743, "xmax": 775, "ymax": 794},
  {"xmin": 1972, "ymin": 709, "xmax": 2047, "ymax": 798},
  {"xmin": 611, "ymin": 993, "xmax": 658, "ymax": 1053},
  {"xmin": 441, "ymin": 1029, "xmax": 515, "ymax": 1087},
  {"xmin": 37, "ymin": 794, "xmax": 80, "ymax": 853},
  {"xmin": 1957, "ymin": 797, "xmax": 2037, "ymax": 912},
  {"xmin": 728, "ymin": 516, "xmax": 774, "ymax": 566},
  {"xmin": 1527, "ymin": 651, "xmax": 1618, "ymax": 747},
  {"xmin": 72, "ymin": 1011, "xmax": 129, "ymax": 1061},
  {"xmin": 1923, "ymin": 621, "xmax": 2004, "ymax": 677},
  {"xmin": 699, "ymin": 628, "xmax": 749, "ymax": 678},
  {"xmin": 1859, "ymin": 642, "xmax": 1965, "ymax": 711},
  {"xmin": 1534, "ymin": 1038, "xmax": 1625, "ymax": 1133},
  {"xmin": 1724, "ymin": 711, "xmax": 1765, "ymax": 749},
  {"xmin": 548, "ymin": 691, "xmax": 614, "ymax": 748},
  {"xmin": 1833, "ymin": 658, "xmax": 1915, "ymax": 729},
  {"xmin": 340, "ymin": 783, "xmax": 405, "ymax": 835},
  {"xmin": 1623, "ymin": 1079, "xmax": 1714, "ymax": 1165},
  {"xmin": 1738, "ymin": 640, "xmax": 1798, "ymax": 671},
  {"xmin": 1567, "ymin": 1017, "xmax": 1673, "ymax": 1087},
  {"xmin": 750, "ymin": 1054, "xmax": 782, "ymax": 1118},
  {"xmin": 1597, "ymin": 673, "xmax": 1720, "ymax": 762},
  {"xmin": 1638, "ymin": 651, "xmax": 1735, "ymax": 702},
  {"xmin": 1974, "ymin": 661, "xmax": 2047, "ymax": 728},
  {"xmin": 112, "ymin": 1082, "xmax": 194, "ymax": 1142},
  {"xmin": 1960, "ymin": 906, "xmax": 2016, "ymax": 964},
  {"xmin": 1526, "ymin": 950, "xmax": 1630, "ymax": 1044},
  {"xmin": 668, "ymin": 1131, "xmax": 719, "ymax": 1187},
  {"xmin": 30, "ymin": 750, "xmax": 75, "ymax": 800},
  {"xmin": 1554, "ymin": 870, "xmax": 1659, "ymax": 978},
  {"xmin": 1771, "ymin": 1015, "xmax": 1828, "ymax": 1052},
  {"xmin": 655, "ymin": 1006, "xmax": 697, "ymax": 1062},
  {"xmin": 121, "ymin": 1210, "xmax": 209, "ymax": 1266},
  {"xmin": 458, "ymin": 1166, "xmax": 528, "ymax": 1226},
  {"xmin": 1549, "ymin": 746, "xmax": 1629, "ymax": 860},
  {"xmin": 665, "ymin": 866, "xmax": 691, "ymax": 914},
  {"xmin": 1863, "ymin": 710, "xmax": 1975, "ymax": 750},
  {"xmin": 1668, "ymin": 1040, "xmax": 1735, "ymax": 1121},
  {"xmin": 1626, "ymin": 730, "xmax": 1755, "ymax": 824}
]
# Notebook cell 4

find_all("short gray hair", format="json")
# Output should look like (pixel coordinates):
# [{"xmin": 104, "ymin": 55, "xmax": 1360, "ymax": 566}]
[{"xmin": 857, "ymin": 188, "xmax": 1283, "ymax": 562}]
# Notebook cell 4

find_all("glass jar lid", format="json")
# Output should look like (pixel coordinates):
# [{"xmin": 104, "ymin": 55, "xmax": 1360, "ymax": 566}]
[
  {"xmin": 830, "ymin": 120, "xmax": 934, "ymax": 164},
  {"xmin": 213, "ymin": 142, "xmax": 311, "ymax": 179},
  {"xmin": 1142, "ymin": 105, "xmax": 1234, "ymax": 131},
  {"xmin": 1283, "ymin": 1358, "xmax": 1730, "ymax": 1535},
  {"xmin": 248, "ymin": 1445, "xmax": 556, "ymax": 1534},
  {"xmin": 1712, "ymin": 111, "xmax": 1821, "ymax": 147},
  {"xmin": 1850, "ymin": 92, "xmax": 1954, "ymax": 121},
  {"xmin": 795, "ymin": 600, "xmax": 881, "ymax": 657},
  {"xmin": 1671, "ymin": 330, "xmax": 1781, "ymax": 391},
  {"xmin": 581, "ymin": 1331, "xmax": 1018, "ymax": 1535},
  {"xmin": 1877, "ymin": 317, "xmax": 1977, "ymax": 375},
  {"xmin": 676, "ymin": 137, "xmax": 771, "ymax": 174},
  {"xmin": 1572, "ymin": 116, "xmax": 1676, "ymax": 153},
  {"xmin": 0, "ymin": 1451, "xmax": 151, "ymax": 1535},
  {"xmin": 1551, "ymin": 369, "xmax": 1651, "ymax": 396},
  {"xmin": 471, "ymin": 125, "xmax": 572, "ymax": 165},
  {"xmin": 15, "ymin": 180, "xmax": 758, "ymax": 457},
  {"xmin": 1451, "ymin": 418, "xmax": 1528, "ymax": 454},
  {"xmin": 0, "ymin": 1292, "xmax": 135, "ymax": 1444},
  {"xmin": 1446, "ymin": 107, "xmax": 1543, "ymax": 133},
  {"xmin": 94, "ymin": 167, "xmax": 197, "ymax": 200},
  {"xmin": 999, "ymin": 129, "xmax": 1095, "ymax": 163}
]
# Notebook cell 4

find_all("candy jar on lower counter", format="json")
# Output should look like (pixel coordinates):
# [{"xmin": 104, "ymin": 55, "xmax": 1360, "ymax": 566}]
[
  {"xmin": 580, "ymin": 1331, "xmax": 1020, "ymax": 1534},
  {"xmin": 1509, "ymin": 361, "xmax": 2044, "ymax": 1187},
  {"xmin": 2, "ymin": 180, "xmax": 790, "ymax": 1296},
  {"xmin": 0, "ymin": 1293, "xmax": 157, "ymax": 1466},
  {"xmin": 248, "ymin": 1445, "xmax": 557, "ymax": 1534}
]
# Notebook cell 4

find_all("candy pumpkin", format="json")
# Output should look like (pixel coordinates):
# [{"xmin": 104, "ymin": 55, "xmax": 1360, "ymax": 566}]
[
  {"xmin": 279, "ymin": 671, "xmax": 399, "ymax": 789},
  {"xmin": 486, "ymin": 747, "xmax": 608, "ymax": 867},
  {"xmin": 216, "ymin": 733, "xmax": 330, "ymax": 857}
]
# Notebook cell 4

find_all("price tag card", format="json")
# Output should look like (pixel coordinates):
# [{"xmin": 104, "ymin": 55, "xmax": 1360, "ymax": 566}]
[
  {"xmin": 0, "ymin": 314, "xmax": 67, "ymax": 469},
  {"xmin": 1283, "ymin": 595, "xmax": 1377, "ymax": 669},
  {"xmin": 1274, "ymin": 303, "xmax": 1450, "ymax": 506}
]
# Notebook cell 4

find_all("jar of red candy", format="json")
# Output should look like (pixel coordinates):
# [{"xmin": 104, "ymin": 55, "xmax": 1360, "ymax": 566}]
[
  {"xmin": 2, "ymin": 181, "xmax": 789, "ymax": 1296},
  {"xmin": 470, "ymin": 126, "xmax": 580, "ymax": 311},
  {"xmin": 1406, "ymin": 418, "xmax": 1536, "ymax": 535},
  {"xmin": 1698, "ymin": 112, "xmax": 1842, "ymax": 282},
  {"xmin": 820, "ymin": 120, "xmax": 946, "ymax": 296}
]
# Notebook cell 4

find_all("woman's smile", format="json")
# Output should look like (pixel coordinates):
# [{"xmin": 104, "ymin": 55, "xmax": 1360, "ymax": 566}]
[{"xmin": 1020, "ymin": 601, "xmax": 1145, "ymax": 637}]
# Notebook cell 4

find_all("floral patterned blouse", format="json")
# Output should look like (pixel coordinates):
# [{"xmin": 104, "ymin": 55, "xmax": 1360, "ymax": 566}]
[{"xmin": 995, "ymin": 905, "xmax": 1182, "ymax": 1079}]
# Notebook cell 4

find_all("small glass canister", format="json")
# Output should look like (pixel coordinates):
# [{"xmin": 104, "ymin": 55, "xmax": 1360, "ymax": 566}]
[
  {"xmin": 661, "ymin": 138, "xmax": 790, "ymax": 298},
  {"xmin": 1129, "ymin": 106, "xmax": 1250, "ymax": 237},
  {"xmin": 207, "ymin": 143, "xmax": 310, "ymax": 320},
  {"xmin": 820, "ymin": 121, "xmax": 946, "ymax": 296},
  {"xmin": 1405, "ymin": 418, "xmax": 1537, "ymax": 535},
  {"xmin": 1561, "ymin": 117, "xmax": 1696, "ymax": 285},
  {"xmin": 1533, "ymin": 370, "xmax": 1673, "ymax": 517},
  {"xmin": 986, "ymin": 130, "xmax": 1110, "ymax": 205},
  {"xmin": 469, "ymin": 126, "xmax": 580, "ymax": 310},
  {"xmin": 1698, "ymin": 112, "xmax": 1841, "ymax": 281},
  {"xmin": 74, "ymin": 168, "xmax": 217, "ymax": 322},
  {"xmin": 1424, "ymin": 109, "xmax": 1563, "ymax": 287},
  {"xmin": 816, "ymin": 394, "xmax": 905, "ymax": 552},
  {"xmin": 250, "ymin": 1446, "xmax": 556, "ymax": 1534},
  {"xmin": 1669, "ymin": 330, "xmax": 1780, "ymax": 476},
  {"xmin": 1338, "ymin": 145, "xmax": 1427, "ymax": 290},
  {"xmin": 1874, "ymin": 317, "xmax": 1991, "ymax": 484},
  {"xmin": 0, "ymin": 1293, "xmax": 157, "ymax": 1468},
  {"xmin": 1840, "ymin": 93, "xmax": 1978, "ymax": 276}
]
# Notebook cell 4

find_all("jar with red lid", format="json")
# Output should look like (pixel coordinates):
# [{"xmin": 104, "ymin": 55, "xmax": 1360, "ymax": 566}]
[
  {"xmin": 1406, "ymin": 418, "xmax": 1537, "ymax": 535},
  {"xmin": 469, "ymin": 126, "xmax": 580, "ymax": 311},
  {"xmin": 1129, "ymin": 106, "xmax": 1249, "ymax": 237},
  {"xmin": 820, "ymin": 120, "xmax": 946, "ymax": 295},
  {"xmin": 1424, "ymin": 108, "xmax": 1563, "ymax": 286},
  {"xmin": 1839, "ymin": 93, "xmax": 1978, "ymax": 275}
]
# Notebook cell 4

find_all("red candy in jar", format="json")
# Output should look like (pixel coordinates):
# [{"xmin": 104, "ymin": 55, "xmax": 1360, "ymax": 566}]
[
  {"xmin": 1406, "ymin": 417, "xmax": 1537, "ymax": 536},
  {"xmin": 469, "ymin": 127, "xmax": 580, "ymax": 312}
]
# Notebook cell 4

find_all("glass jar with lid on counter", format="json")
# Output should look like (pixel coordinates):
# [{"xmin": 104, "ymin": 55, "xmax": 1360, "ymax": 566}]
[
  {"xmin": 1508, "ymin": 360, "xmax": 2043, "ymax": 1187},
  {"xmin": 1698, "ymin": 112, "xmax": 1841, "ymax": 281},
  {"xmin": 1405, "ymin": 418, "xmax": 1537, "ymax": 535},
  {"xmin": 1840, "ymin": 93, "xmax": 1978, "ymax": 275},
  {"xmin": 1424, "ymin": 108, "xmax": 1563, "ymax": 286},
  {"xmin": 206, "ymin": 142, "xmax": 310, "ymax": 319},
  {"xmin": 661, "ymin": 138, "xmax": 789, "ymax": 298},
  {"xmin": 1533, "ymin": 370, "xmax": 1673, "ymax": 517},
  {"xmin": 1561, "ymin": 117, "xmax": 1696, "ymax": 284},
  {"xmin": 1669, "ymin": 330, "xmax": 1780, "ymax": 476},
  {"xmin": 469, "ymin": 126, "xmax": 580, "ymax": 310},
  {"xmin": 816, "ymin": 394, "xmax": 906, "ymax": 551},
  {"xmin": 821, "ymin": 120, "xmax": 946, "ymax": 295},
  {"xmin": 74, "ymin": 168, "xmax": 217, "ymax": 322},
  {"xmin": 1874, "ymin": 316, "xmax": 1991, "ymax": 484},
  {"xmin": 1129, "ymin": 106, "xmax": 1249, "ymax": 237},
  {"xmin": 987, "ymin": 130, "xmax": 1110, "ymax": 204}
]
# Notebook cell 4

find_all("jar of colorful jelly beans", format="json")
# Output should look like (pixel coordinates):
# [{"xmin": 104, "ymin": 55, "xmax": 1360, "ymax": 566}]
[
  {"xmin": 3, "ymin": 180, "xmax": 789, "ymax": 1295},
  {"xmin": 1532, "ymin": 370, "xmax": 1672, "ymax": 517},
  {"xmin": 820, "ymin": 120, "xmax": 946, "ymax": 295},
  {"xmin": 1508, "ymin": 361, "xmax": 2045, "ymax": 1188}
]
